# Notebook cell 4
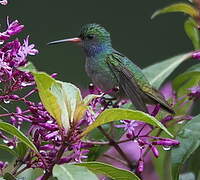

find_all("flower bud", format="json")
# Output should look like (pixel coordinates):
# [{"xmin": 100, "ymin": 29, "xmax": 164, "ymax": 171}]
[
  {"xmin": 7, "ymin": 20, "xmax": 24, "ymax": 36},
  {"xmin": 10, "ymin": 94, "xmax": 20, "ymax": 100},
  {"xmin": 58, "ymin": 157, "xmax": 72, "ymax": 164},
  {"xmin": 151, "ymin": 145, "xmax": 159, "ymax": 158},
  {"xmin": 192, "ymin": 51, "xmax": 200, "ymax": 60},
  {"xmin": 137, "ymin": 159, "xmax": 144, "ymax": 173},
  {"xmin": 161, "ymin": 115, "xmax": 173, "ymax": 124},
  {"xmin": 51, "ymin": 73, "xmax": 58, "ymax": 78},
  {"xmin": 38, "ymin": 123, "xmax": 58, "ymax": 131},
  {"xmin": 0, "ymin": 161, "xmax": 8, "ymax": 170},
  {"xmin": 152, "ymin": 139, "xmax": 180, "ymax": 146},
  {"xmin": 0, "ymin": 33, "xmax": 9, "ymax": 40},
  {"xmin": 44, "ymin": 131, "xmax": 59, "ymax": 140}
]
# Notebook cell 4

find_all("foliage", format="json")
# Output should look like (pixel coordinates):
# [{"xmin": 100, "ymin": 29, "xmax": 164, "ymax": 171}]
[{"xmin": 0, "ymin": 1, "xmax": 200, "ymax": 180}]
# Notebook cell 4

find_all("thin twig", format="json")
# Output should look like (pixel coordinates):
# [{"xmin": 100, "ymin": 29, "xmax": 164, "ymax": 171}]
[
  {"xmin": 98, "ymin": 126, "xmax": 134, "ymax": 170},
  {"xmin": 103, "ymin": 154, "xmax": 128, "ymax": 166},
  {"xmin": 143, "ymin": 129, "xmax": 163, "ymax": 158},
  {"xmin": 83, "ymin": 138, "xmax": 132, "ymax": 145},
  {"xmin": 14, "ymin": 165, "xmax": 28, "ymax": 177},
  {"xmin": 12, "ymin": 149, "xmax": 31, "ymax": 176},
  {"xmin": 22, "ymin": 88, "xmax": 37, "ymax": 99},
  {"xmin": 0, "ymin": 110, "xmax": 30, "ymax": 117}
]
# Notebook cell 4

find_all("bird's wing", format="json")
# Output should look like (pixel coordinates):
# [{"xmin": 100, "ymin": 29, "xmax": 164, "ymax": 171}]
[
  {"xmin": 106, "ymin": 53, "xmax": 148, "ymax": 113},
  {"xmin": 144, "ymin": 87, "xmax": 175, "ymax": 114}
]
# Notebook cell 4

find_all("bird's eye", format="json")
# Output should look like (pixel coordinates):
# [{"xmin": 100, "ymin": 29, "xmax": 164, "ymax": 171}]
[
  {"xmin": 79, "ymin": 34, "xmax": 84, "ymax": 40},
  {"xmin": 87, "ymin": 34, "xmax": 95, "ymax": 40}
]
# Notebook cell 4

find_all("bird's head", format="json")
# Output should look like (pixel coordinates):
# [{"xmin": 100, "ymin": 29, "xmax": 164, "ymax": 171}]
[
  {"xmin": 48, "ymin": 24, "xmax": 112, "ymax": 56},
  {"xmin": 79, "ymin": 24, "xmax": 111, "ymax": 46}
]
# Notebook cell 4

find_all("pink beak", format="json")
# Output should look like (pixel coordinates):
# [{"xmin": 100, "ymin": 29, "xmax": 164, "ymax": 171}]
[{"xmin": 47, "ymin": 37, "xmax": 81, "ymax": 45}]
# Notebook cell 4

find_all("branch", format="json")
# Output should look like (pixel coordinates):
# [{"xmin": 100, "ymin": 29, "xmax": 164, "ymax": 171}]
[
  {"xmin": 82, "ymin": 138, "xmax": 132, "ymax": 145},
  {"xmin": 98, "ymin": 126, "xmax": 135, "ymax": 170}
]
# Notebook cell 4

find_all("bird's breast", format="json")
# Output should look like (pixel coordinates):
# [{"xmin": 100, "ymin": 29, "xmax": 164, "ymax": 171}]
[{"xmin": 85, "ymin": 57, "xmax": 118, "ymax": 91}]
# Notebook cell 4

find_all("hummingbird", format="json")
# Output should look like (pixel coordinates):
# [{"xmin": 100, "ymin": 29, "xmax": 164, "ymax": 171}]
[{"xmin": 48, "ymin": 24, "xmax": 174, "ymax": 114}]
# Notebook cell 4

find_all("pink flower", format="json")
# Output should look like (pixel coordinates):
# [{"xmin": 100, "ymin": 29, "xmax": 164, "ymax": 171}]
[
  {"xmin": 0, "ymin": 161, "xmax": 8, "ymax": 170},
  {"xmin": 137, "ymin": 159, "xmax": 144, "ymax": 173},
  {"xmin": 192, "ymin": 51, "xmax": 200, "ymax": 60},
  {"xmin": 0, "ymin": 0, "xmax": 8, "ymax": 5},
  {"xmin": 0, "ymin": 18, "xmax": 24, "ymax": 42},
  {"xmin": 188, "ymin": 85, "xmax": 200, "ymax": 99},
  {"xmin": 7, "ymin": 19, "xmax": 24, "ymax": 36},
  {"xmin": 20, "ymin": 36, "xmax": 39, "ymax": 56},
  {"xmin": 151, "ymin": 146, "xmax": 159, "ymax": 158}
]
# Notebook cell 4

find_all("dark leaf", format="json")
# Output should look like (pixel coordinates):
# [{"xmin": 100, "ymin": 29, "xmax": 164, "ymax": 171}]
[
  {"xmin": 17, "ymin": 168, "xmax": 43, "ymax": 180},
  {"xmin": 76, "ymin": 162, "xmax": 140, "ymax": 180},
  {"xmin": 53, "ymin": 164, "xmax": 98, "ymax": 180},
  {"xmin": 171, "ymin": 115, "xmax": 200, "ymax": 180},
  {"xmin": 0, "ymin": 122, "xmax": 38, "ymax": 154},
  {"xmin": 173, "ymin": 63, "xmax": 200, "ymax": 115},
  {"xmin": 151, "ymin": 3, "xmax": 199, "ymax": 19},
  {"xmin": 184, "ymin": 17, "xmax": 200, "ymax": 50},
  {"xmin": 15, "ymin": 142, "xmax": 28, "ymax": 159},
  {"xmin": 3, "ymin": 173, "xmax": 16, "ymax": 180},
  {"xmin": 143, "ymin": 53, "xmax": 192, "ymax": 89},
  {"xmin": 0, "ymin": 144, "xmax": 17, "ymax": 157},
  {"xmin": 81, "ymin": 108, "xmax": 173, "ymax": 138}
]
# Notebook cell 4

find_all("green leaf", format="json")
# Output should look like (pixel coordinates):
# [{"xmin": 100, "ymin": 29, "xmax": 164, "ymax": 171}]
[
  {"xmin": 0, "ymin": 122, "xmax": 38, "ymax": 154},
  {"xmin": 173, "ymin": 63, "xmax": 200, "ymax": 91},
  {"xmin": 151, "ymin": 3, "xmax": 199, "ymax": 19},
  {"xmin": 184, "ymin": 17, "xmax": 200, "ymax": 50},
  {"xmin": 81, "ymin": 108, "xmax": 173, "ymax": 137},
  {"xmin": 17, "ymin": 168, "xmax": 43, "ymax": 180},
  {"xmin": 87, "ymin": 145, "xmax": 108, "ymax": 161},
  {"xmin": 143, "ymin": 53, "xmax": 192, "ymax": 89},
  {"xmin": 76, "ymin": 162, "xmax": 140, "ymax": 180},
  {"xmin": 58, "ymin": 82, "xmax": 82, "ymax": 125},
  {"xmin": 171, "ymin": 115, "xmax": 200, "ymax": 180},
  {"xmin": 33, "ymin": 72, "xmax": 64, "ymax": 128},
  {"xmin": 33, "ymin": 72, "xmax": 97, "ymax": 131},
  {"xmin": 53, "ymin": 164, "xmax": 98, "ymax": 180},
  {"xmin": 188, "ymin": 147, "xmax": 200, "ymax": 178},
  {"xmin": 173, "ymin": 63, "xmax": 200, "ymax": 114},
  {"xmin": 179, "ymin": 172, "xmax": 195, "ymax": 180},
  {"xmin": 15, "ymin": 142, "xmax": 28, "ymax": 159},
  {"xmin": 3, "ymin": 173, "xmax": 16, "ymax": 180},
  {"xmin": 0, "ymin": 144, "xmax": 17, "ymax": 157},
  {"xmin": 18, "ymin": 62, "xmax": 37, "ymax": 72}
]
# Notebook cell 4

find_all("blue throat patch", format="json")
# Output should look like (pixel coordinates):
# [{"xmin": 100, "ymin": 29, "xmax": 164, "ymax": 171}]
[{"xmin": 83, "ymin": 43, "xmax": 112, "ymax": 57}]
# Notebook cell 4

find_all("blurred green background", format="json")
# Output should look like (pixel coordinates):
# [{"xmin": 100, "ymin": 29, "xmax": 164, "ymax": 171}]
[
  {"xmin": 0, "ymin": 0, "xmax": 194, "ymax": 89},
  {"xmin": 0, "ymin": 0, "xmax": 199, "ymax": 167}
]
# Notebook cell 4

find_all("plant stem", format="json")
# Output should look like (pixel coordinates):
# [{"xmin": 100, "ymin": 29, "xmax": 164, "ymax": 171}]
[
  {"xmin": 143, "ymin": 129, "xmax": 163, "ymax": 158},
  {"xmin": 14, "ymin": 165, "xmax": 28, "ymax": 177},
  {"xmin": 103, "ymin": 154, "xmax": 128, "ymax": 166},
  {"xmin": 22, "ymin": 89, "xmax": 37, "ymax": 99},
  {"xmin": 12, "ymin": 150, "xmax": 30, "ymax": 176},
  {"xmin": 98, "ymin": 126, "xmax": 134, "ymax": 170},
  {"xmin": 42, "ymin": 129, "xmax": 73, "ymax": 180},
  {"xmin": 83, "ymin": 138, "xmax": 132, "ymax": 145},
  {"xmin": 0, "ymin": 110, "xmax": 30, "ymax": 117},
  {"xmin": 11, "ymin": 161, "xmax": 24, "ymax": 176}
]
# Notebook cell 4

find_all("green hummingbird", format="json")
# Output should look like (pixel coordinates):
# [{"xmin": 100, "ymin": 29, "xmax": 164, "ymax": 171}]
[{"xmin": 48, "ymin": 24, "xmax": 174, "ymax": 114}]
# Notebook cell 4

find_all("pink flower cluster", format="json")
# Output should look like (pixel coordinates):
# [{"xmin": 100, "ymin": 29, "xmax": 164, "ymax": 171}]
[{"xmin": 0, "ymin": 18, "xmax": 38, "ymax": 97}]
